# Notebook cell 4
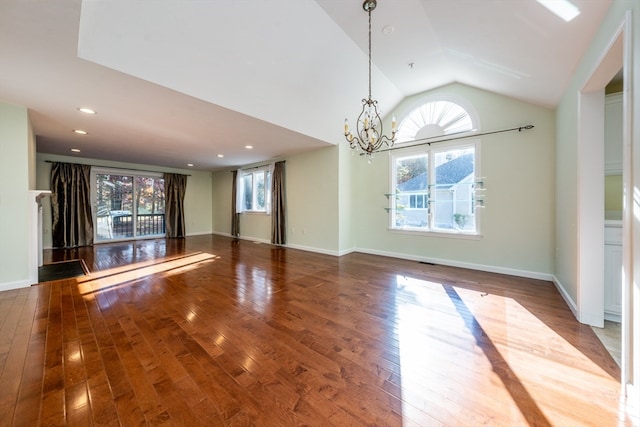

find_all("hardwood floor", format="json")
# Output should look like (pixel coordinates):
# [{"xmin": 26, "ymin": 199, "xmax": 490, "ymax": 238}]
[{"xmin": 1, "ymin": 235, "xmax": 637, "ymax": 426}]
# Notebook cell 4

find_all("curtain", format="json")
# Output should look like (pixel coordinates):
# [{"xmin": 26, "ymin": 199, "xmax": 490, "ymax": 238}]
[
  {"xmin": 271, "ymin": 161, "xmax": 286, "ymax": 245},
  {"xmin": 231, "ymin": 170, "xmax": 240, "ymax": 237},
  {"xmin": 164, "ymin": 173, "xmax": 187, "ymax": 238},
  {"xmin": 51, "ymin": 162, "xmax": 94, "ymax": 248}
]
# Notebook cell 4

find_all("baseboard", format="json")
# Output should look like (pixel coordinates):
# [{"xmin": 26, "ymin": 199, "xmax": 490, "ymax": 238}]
[
  {"xmin": 211, "ymin": 231, "xmax": 353, "ymax": 257},
  {"xmin": 354, "ymin": 247, "xmax": 554, "ymax": 282},
  {"xmin": 552, "ymin": 275, "xmax": 579, "ymax": 320},
  {"xmin": 604, "ymin": 311, "xmax": 621, "ymax": 323},
  {"xmin": 211, "ymin": 231, "xmax": 232, "ymax": 238},
  {"xmin": 186, "ymin": 231, "xmax": 214, "ymax": 237},
  {"xmin": 285, "ymin": 243, "xmax": 342, "ymax": 257},
  {"xmin": 0, "ymin": 278, "xmax": 34, "ymax": 292},
  {"xmin": 212, "ymin": 231, "xmax": 271, "ymax": 245}
]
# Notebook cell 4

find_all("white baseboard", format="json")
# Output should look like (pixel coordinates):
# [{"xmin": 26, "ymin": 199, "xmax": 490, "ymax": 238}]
[
  {"xmin": 212, "ymin": 231, "xmax": 352, "ymax": 257},
  {"xmin": 0, "ymin": 279, "xmax": 34, "ymax": 292},
  {"xmin": 354, "ymin": 247, "xmax": 554, "ymax": 281},
  {"xmin": 186, "ymin": 230, "xmax": 214, "ymax": 237},
  {"xmin": 212, "ymin": 231, "xmax": 271, "ymax": 245},
  {"xmin": 285, "ymin": 243, "xmax": 342, "ymax": 257},
  {"xmin": 552, "ymin": 275, "xmax": 578, "ymax": 320},
  {"xmin": 604, "ymin": 312, "xmax": 621, "ymax": 323}
]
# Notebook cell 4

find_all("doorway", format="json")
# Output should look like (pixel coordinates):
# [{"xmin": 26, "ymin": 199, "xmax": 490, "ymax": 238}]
[{"xmin": 577, "ymin": 14, "xmax": 634, "ymax": 394}]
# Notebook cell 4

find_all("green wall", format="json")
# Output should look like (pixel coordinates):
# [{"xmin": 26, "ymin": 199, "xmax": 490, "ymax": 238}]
[
  {"xmin": 211, "ymin": 83, "xmax": 556, "ymax": 278},
  {"xmin": 351, "ymin": 83, "xmax": 556, "ymax": 277},
  {"xmin": 0, "ymin": 103, "xmax": 34, "ymax": 290},
  {"xmin": 212, "ymin": 145, "xmax": 341, "ymax": 254},
  {"xmin": 605, "ymin": 174, "xmax": 623, "ymax": 214}
]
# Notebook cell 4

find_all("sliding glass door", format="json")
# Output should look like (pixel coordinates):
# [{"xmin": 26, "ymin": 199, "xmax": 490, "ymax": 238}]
[{"xmin": 93, "ymin": 169, "xmax": 165, "ymax": 242}]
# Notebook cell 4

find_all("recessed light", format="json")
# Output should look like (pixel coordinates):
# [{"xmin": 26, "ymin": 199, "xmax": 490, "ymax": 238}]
[
  {"xmin": 77, "ymin": 107, "xmax": 96, "ymax": 115},
  {"xmin": 73, "ymin": 129, "xmax": 87, "ymax": 135},
  {"xmin": 187, "ymin": 163, "xmax": 194, "ymax": 167},
  {"xmin": 71, "ymin": 148, "xmax": 81, "ymax": 153},
  {"xmin": 245, "ymin": 145, "xmax": 253, "ymax": 149},
  {"xmin": 217, "ymin": 154, "xmax": 224, "ymax": 158}
]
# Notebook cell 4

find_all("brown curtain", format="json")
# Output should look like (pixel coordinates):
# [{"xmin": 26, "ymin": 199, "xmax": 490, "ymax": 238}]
[
  {"xmin": 164, "ymin": 173, "xmax": 187, "ymax": 238},
  {"xmin": 271, "ymin": 161, "xmax": 286, "ymax": 245},
  {"xmin": 231, "ymin": 170, "xmax": 240, "ymax": 237},
  {"xmin": 50, "ymin": 162, "xmax": 94, "ymax": 248}
]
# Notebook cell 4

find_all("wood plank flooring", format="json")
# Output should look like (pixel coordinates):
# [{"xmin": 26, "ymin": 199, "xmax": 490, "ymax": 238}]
[{"xmin": 1, "ymin": 235, "xmax": 638, "ymax": 426}]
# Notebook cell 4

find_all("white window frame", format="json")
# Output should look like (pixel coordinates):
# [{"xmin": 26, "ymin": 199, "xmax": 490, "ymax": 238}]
[
  {"xmin": 389, "ymin": 140, "xmax": 481, "ymax": 239},
  {"xmin": 237, "ymin": 165, "xmax": 272, "ymax": 214}
]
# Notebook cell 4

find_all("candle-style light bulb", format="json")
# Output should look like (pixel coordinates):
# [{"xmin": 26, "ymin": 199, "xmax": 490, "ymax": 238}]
[
  {"xmin": 392, "ymin": 115, "xmax": 397, "ymax": 132},
  {"xmin": 344, "ymin": 119, "xmax": 349, "ymax": 135}
]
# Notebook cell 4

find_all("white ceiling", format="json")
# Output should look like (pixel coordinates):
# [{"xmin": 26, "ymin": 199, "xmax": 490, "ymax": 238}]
[{"xmin": 0, "ymin": 0, "xmax": 612, "ymax": 171}]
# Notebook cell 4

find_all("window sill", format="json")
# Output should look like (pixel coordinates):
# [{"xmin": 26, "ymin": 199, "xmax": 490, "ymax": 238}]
[
  {"xmin": 388, "ymin": 227, "xmax": 482, "ymax": 240},
  {"xmin": 240, "ymin": 211, "xmax": 270, "ymax": 216}
]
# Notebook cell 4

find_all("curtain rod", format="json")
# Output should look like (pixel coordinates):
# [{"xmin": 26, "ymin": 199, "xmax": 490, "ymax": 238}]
[
  {"xmin": 360, "ymin": 124, "xmax": 534, "ymax": 156},
  {"xmin": 45, "ymin": 160, "xmax": 191, "ymax": 176},
  {"xmin": 233, "ymin": 160, "xmax": 285, "ymax": 172}
]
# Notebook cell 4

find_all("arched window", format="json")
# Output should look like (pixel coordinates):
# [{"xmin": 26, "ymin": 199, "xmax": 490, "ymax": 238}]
[
  {"xmin": 396, "ymin": 99, "xmax": 476, "ymax": 143},
  {"xmin": 389, "ymin": 96, "xmax": 481, "ymax": 236}
]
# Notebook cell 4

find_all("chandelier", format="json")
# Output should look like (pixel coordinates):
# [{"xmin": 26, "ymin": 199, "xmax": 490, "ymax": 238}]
[{"xmin": 344, "ymin": 0, "xmax": 397, "ymax": 156}]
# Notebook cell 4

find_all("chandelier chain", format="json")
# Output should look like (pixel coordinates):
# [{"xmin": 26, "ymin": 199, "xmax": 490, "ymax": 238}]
[{"xmin": 368, "ymin": 6, "xmax": 372, "ymax": 101}]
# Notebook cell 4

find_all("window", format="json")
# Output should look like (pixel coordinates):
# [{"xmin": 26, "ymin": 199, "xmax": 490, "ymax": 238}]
[
  {"xmin": 390, "ymin": 142, "xmax": 479, "ymax": 235},
  {"xmin": 390, "ymin": 95, "xmax": 480, "ymax": 236},
  {"xmin": 239, "ymin": 167, "xmax": 271, "ymax": 213},
  {"xmin": 396, "ymin": 98, "xmax": 476, "ymax": 143}
]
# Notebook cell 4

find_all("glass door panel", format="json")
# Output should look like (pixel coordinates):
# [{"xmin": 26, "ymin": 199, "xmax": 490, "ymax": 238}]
[
  {"xmin": 96, "ymin": 174, "xmax": 133, "ymax": 242},
  {"xmin": 135, "ymin": 176, "xmax": 166, "ymax": 237}
]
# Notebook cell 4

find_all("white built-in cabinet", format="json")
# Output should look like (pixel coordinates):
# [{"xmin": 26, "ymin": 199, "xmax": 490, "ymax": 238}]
[
  {"xmin": 603, "ymin": 92, "xmax": 622, "ymax": 322},
  {"xmin": 604, "ymin": 221, "xmax": 622, "ymax": 322}
]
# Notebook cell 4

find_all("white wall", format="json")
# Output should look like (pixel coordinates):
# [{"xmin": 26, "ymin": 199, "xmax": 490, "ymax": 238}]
[
  {"xmin": 36, "ymin": 153, "xmax": 213, "ymax": 248},
  {"xmin": 351, "ymin": 83, "xmax": 556, "ymax": 278},
  {"xmin": 0, "ymin": 103, "xmax": 34, "ymax": 290}
]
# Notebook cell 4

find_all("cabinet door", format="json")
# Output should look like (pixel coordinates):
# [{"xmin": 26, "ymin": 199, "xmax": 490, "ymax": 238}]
[{"xmin": 604, "ymin": 244, "xmax": 623, "ymax": 316}]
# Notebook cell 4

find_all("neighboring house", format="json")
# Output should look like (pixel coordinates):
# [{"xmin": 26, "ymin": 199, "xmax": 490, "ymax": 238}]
[{"xmin": 396, "ymin": 153, "xmax": 474, "ymax": 230}]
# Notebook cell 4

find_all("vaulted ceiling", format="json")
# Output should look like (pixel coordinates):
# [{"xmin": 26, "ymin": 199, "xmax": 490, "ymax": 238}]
[{"xmin": 0, "ymin": 0, "xmax": 612, "ymax": 171}]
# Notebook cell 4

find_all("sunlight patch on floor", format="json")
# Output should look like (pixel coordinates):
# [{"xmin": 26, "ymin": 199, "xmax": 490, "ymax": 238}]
[
  {"xmin": 394, "ymin": 274, "xmax": 622, "ymax": 426},
  {"xmin": 78, "ymin": 252, "xmax": 218, "ymax": 296}
]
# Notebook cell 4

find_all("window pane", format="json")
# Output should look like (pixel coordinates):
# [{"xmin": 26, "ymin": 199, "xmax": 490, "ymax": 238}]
[
  {"xmin": 135, "ymin": 176, "xmax": 166, "ymax": 237},
  {"xmin": 255, "ymin": 172, "xmax": 265, "ymax": 210},
  {"xmin": 96, "ymin": 174, "xmax": 133, "ymax": 240},
  {"xmin": 394, "ymin": 154, "xmax": 428, "ymax": 228},
  {"xmin": 265, "ymin": 171, "xmax": 272, "ymax": 211},
  {"xmin": 243, "ymin": 174, "xmax": 253, "ymax": 210},
  {"xmin": 432, "ymin": 147, "xmax": 475, "ymax": 231}
]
